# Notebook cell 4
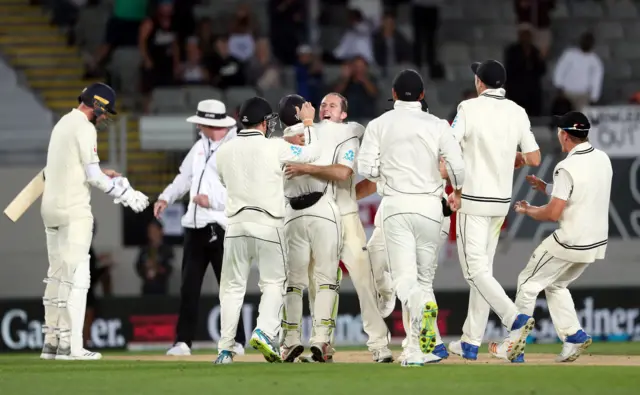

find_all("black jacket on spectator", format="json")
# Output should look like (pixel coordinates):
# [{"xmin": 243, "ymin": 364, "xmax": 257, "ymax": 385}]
[
  {"xmin": 504, "ymin": 43, "xmax": 546, "ymax": 117},
  {"xmin": 208, "ymin": 54, "xmax": 246, "ymax": 89},
  {"xmin": 514, "ymin": 0, "xmax": 555, "ymax": 28},
  {"xmin": 135, "ymin": 245, "xmax": 174, "ymax": 295},
  {"xmin": 269, "ymin": 0, "xmax": 307, "ymax": 65},
  {"xmin": 372, "ymin": 30, "xmax": 412, "ymax": 68},
  {"xmin": 341, "ymin": 78, "xmax": 378, "ymax": 120}
]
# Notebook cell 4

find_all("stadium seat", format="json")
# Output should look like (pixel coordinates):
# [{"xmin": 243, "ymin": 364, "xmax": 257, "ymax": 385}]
[
  {"xmin": 569, "ymin": 1, "xmax": 604, "ymax": 19},
  {"xmin": 606, "ymin": 0, "xmax": 638, "ymax": 19},
  {"xmin": 595, "ymin": 21, "xmax": 624, "ymax": 41},
  {"xmin": 471, "ymin": 45, "xmax": 504, "ymax": 63},
  {"xmin": 225, "ymin": 86, "xmax": 258, "ymax": 112},
  {"xmin": 261, "ymin": 87, "xmax": 293, "ymax": 110},
  {"xmin": 107, "ymin": 48, "xmax": 142, "ymax": 97},
  {"xmin": 150, "ymin": 87, "xmax": 189, "ymax": 113},
  {"xmin": 184, "ymin": 86, "xmax": 224, "ymax": 109},
  {"xmin": 74, "ymin": 6, "xmax": 109, "ymax": 56},
  {"xmin": 441, "ymin": 43, "xmax": 471, "ymax": 64},
  {"xmin": 613, "ymin": 43, "xmax": 640, "ymax": 60}
]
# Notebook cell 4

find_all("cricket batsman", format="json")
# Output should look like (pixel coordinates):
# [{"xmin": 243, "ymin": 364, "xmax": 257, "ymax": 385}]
[
  {"xmin": 284, "ymin": 93, "xmax": 393, "ymax": 363},
  {"xmin": 40, "ymin": 83, "xmax": 149, "ymax": 360}
]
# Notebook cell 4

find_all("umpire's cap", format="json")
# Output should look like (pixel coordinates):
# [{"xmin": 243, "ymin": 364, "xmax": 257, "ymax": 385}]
[
  {"xmin": 392, "ymin": 69, "xmax": 424, "ymax": 101},
  {"xmin": 78, "ymin": 82, "xmax": 117, "ymax": 115},
  {"xmin": 239, "ymin": 96, "xmax": 276, "ymax": 126},
  {"xmin": 278, "ymin": 94, "xmax": 306, "ymax": 127},
  {"xmin": 553, "ymin": 111, "xmax": 591, "ymax": 138},
  {"xmin": 471, "ymin": 60, "xmax": 506, "ymax": 89}
]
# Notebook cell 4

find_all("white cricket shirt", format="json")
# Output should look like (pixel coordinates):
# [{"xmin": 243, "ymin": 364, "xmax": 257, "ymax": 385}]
[
  {"xmin": 452, "ymin": 88, "xmax": 539, "ymax": 217},
  {"xmin": 282, "ymin": 123, "xmax": 324, "ymax": 198},
  {"xmin": 540, "ymin": 142, "xmax": 612, "ymax": 263},
  {"xmin": 158, "ymin": 129, "xmax": 236, "ymax": 229},
  {"xmin": 216, "ymin": 128, "xmax": 321, "ymax": 228},
  {"xmin": 333, "ymin": 121, "xmax": 365, "ymax": 215},
  {"xmin": 41, "ymin": 109, "xmax": 99, "ymax": 227}
]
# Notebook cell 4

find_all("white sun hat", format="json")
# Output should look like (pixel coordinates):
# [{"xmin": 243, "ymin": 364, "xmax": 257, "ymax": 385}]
[{"xmin": 186, "ymin": 99, "xmax": 237, "ymax": 127}]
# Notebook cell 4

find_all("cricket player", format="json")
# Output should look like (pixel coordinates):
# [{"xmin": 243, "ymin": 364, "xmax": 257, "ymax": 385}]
[
  {"xmin": 358, "ymin": 69, "xmax": 465, "ymax": 367},
  {"xmin": 284, "ymin": 93, "xmax": 393, "ymax": 363},
  {"xmin": 40, "ymin": 83, "xmax": 149, "ymax": 360},
  {"xmin": 445, "ymin": 60, "xmax": 541, "ymax": 362},
  {"xmin": 214, "ymin": 97, "xmax": 320, "ymax": 364},
  {"xmin": 490, "ymin": 111, "xmax": 611, "ymax": 363}
]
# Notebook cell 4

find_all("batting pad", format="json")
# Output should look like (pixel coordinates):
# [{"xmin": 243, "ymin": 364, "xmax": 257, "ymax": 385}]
[{"xmin": 282, "ymin": 287, "xmax": 303, "ymax": 346}]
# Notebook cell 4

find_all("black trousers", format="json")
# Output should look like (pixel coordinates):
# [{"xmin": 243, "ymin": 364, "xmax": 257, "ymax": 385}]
[
  {"xmin": 175, "ymin": 223, "xmax": 246, "ymax": 347},
  {"xmin": 412, "ymin": 6, "xmax": 440, "ymax": 68}
]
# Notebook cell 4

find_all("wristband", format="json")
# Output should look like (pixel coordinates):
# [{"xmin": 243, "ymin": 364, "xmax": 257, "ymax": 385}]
[{"xmin": 303, "ymin": 119, "xmax": 313, "ymax": 126}]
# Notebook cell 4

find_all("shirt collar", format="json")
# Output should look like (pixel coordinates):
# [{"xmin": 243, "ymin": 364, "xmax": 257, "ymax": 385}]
[
  {"xmin": 480, "ymin": 88, "xmax": 506, "ymax": 99},
  {"xmin": 72, "ymin": 108, "xmax": 90, "ymax": 122},
  {"xmin": 567, "ymin": 141, "xmax": 594, "ymax": 157},
  {"xmin": 393, "ymin": 101, "xmax": 422, "ymax": 110},
  {"xmin": 237, "ymin": 128, "xmax": 265, "ymax": 137}
]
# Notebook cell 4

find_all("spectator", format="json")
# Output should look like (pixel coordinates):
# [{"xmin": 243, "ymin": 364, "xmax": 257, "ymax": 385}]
[
  {"xmin": 178, "ymin": 37, "xmax": 210, "ymax": 84},
  {"xmin": 135, "ymin": 220, "xmax": 174, "ymax": 296},
  {"xmin": 85, "ymin": 0, "xmax": 149, "ymax": 78},
  {"xmin": 269, "ymin": 0, "xmax": 307, "ymax": 65},
  {"xmin": 246, "ymin": 38, "xmax": 282, "ymax": 93},
  {"xmin": 209, "ymin": 35, "xmax": 247, "ymax": 89},
  {"xmin": 552, "ymin": 32, "xmax": 603, "ymax": 111},
  {"xmin": 514, "ymin": 0, "xmax": 555, "ymax": 59},
  {"xmin": 170, "ymin": 0, "xmax": 197, "ymax": 52},
  {"xmin": 448, "ymin": 89, "xmax": 476, "ymax": 122},
  {"xmin": 228, "ymin": 4, "xmax": 259, "ymax": 63},
  {"xmin": 333, "ymin": 9, "xmax": 375, "ymax": 65},
  {"xmin": 295, "ymin": 45, "xmax": 325, "ymax": 108},
  {"xmin": 333, "ymin": 56, "xmax": 379, "ymax": 120},
  {"xmin": 372, "ymin": 11, "xmax": 412, "ymax": 74},
  {"xmin": 504, "ymin": 26, "xmax": 546, "ymax": 116},
  {"xmin": 349, "ymin": 0, "xmax": 383, "ymax": 29},
  {"xmin": 411, "ymin": 0, "xmax": 444, "ymax": 79},
  {"xmin": 139, "ymin": 0, "xmax": 180, "ymax": 113},
  {"xmin": 195, "ymin": 17, "xmax": 217, "ymax": 61}
]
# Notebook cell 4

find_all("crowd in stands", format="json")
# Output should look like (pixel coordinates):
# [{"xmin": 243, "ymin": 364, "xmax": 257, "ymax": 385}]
[{"xmin": 44, "ymin": 0, "xmax": 607, "ymax": 119}]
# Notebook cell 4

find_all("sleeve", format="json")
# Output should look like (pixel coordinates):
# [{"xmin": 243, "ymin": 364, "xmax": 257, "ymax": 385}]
[
  {"xmin": 451, "ymin": 105, "xmax": 467, "ymax": 143},
  {"xmin": 76, "ymin": 124, "xmax": 100, "ymax": 165},
  {"xmin": 438, "ymin": 121, "xmax": 465, "ymax": 190},
  {"xmin": 356, "ymin": 121, "xmax": 381, "ymax": 180},
  {"xmin": 550, "ymin": 168, "xmax": 573, "ymax": 201},
  {"xmin": 552, "ymin": 50, "xmax": 569, "ymax": 89},
  {"xmin": 336, "ymin": 137, "xmax": 360, "ymax": 170},
  {"xmin": 591, "ymin": 57, "xmax": 604, "ymax": 102},
  {"xmin": 158, "ymin": 144, "xmax": 197, "ymax": 203},
  {"xmin": 517, "ymin": 111, "xmax": 540, "ymax": 154},
  {"xmin": 276, "ymin": 134, "xmax": 321, "ymax": 164}
]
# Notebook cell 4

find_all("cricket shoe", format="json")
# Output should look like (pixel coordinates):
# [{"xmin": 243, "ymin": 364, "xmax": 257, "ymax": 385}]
[
  {"xmin": 40, "ymin": 342, "xmax": 58, "ymax": 360},
  {"xmin": 423, "ymin": 343, "xmax": 450, "ymax": 364},
  {"xmin": 310, "ymin": 342, "xmax": 333, "ymax": 363},
  {"xmin": 449, "ymin": 340, "xmax": 479, "ymax": 360},
  {"xmin": 372, "ymin": 347, "xmax": 394, "ymax": 363},
  {"xmin": 377, "ymin": 291, "xmax": 396, "ymax": 318},
  {"xmin": 55, "ymin": 348, "xmax": 102, "ymax": 361},
  {"xmin": 556, "ymin": 330, "xmax": 592, "ymax": 363},
  {"xmin": 214, "ymin": 350, "xmax": 234, "ymax": 365},
  {"xmin": 299, "ymin": 353, "xmax": 334, "ymax": 363},
  {"xmin": 506, "ymin": 314, "xmax": 535, "ymax": 361},
  {"xmin": 488, "ymin": 341, "xmax": 525, "ymax": 363},
  {"xmin": 166, "ymin": 342, "xmax": 191, "ymax": 356},
  {"xmin": 400, "ymin": 350, "xmax": 425, "ymax": 367},
  {"xmin": 418, "ymin": 302, "xmax": 438, "ymax": 354},
  {"xmin": 281, "ymin": 344, "xmax": 304, "ymax": 363},
  {"xmin": 233, "ymin": 342, "xmax": 245, "ymax": 356},
  {"xmin": 249, "ymin": 329, "xmax": 282, "ymax": 363}
]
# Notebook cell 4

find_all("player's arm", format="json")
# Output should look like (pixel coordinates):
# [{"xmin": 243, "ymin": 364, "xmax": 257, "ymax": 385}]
[
  {"xmin": 516, "ymin": 112, "xmax": 541, "ymax": 167},
  {"xmin": 158, "ymin": 144, "xmax": 196, "ymax": 204},
  {"xmin": 277, "ymin": 122, "xmax": 321, "ymax": 164},
  {"xmin": 450, "ymin": 106, "xmax": 467, "ymax": 143},
  {"xmin": 438, "ymin": 122, "xmax": 465, "ymax": 191},
  {"xmin": 357, "ymin": 121, "xmax": 381, "ymax": 181},
  {"xmin": 356, "ymin": 179, "xmax": 376, "ymax": 200},
  {"xmin": 287, "ymin": 136, "xmax": 359, "ymax": 181},
  {"xmin": 516, "ymin": 169, "xmax": 571, "ymax": 222}
]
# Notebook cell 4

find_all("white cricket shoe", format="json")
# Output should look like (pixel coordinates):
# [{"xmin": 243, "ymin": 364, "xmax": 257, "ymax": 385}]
[
  {"xmin": 400, "ymin": 350, "xmax": 424, "ymax": 367},
  {"xmin": 372, "ymin": 346, "xmax": 394, "ymax": 363},
  {"xmin": 556, "ymin": 330, "xmax": 592, "ymax": 362},
  {"xmin": 40, "ymin": 343, "xmax": 58, "ymax": 360},
  {"xmin": 55, "ymin": 348, "xmax": 102, "ymax": 361},
  {"xmin": 233, "ymin": 342, "xmax": 245, "ymax": 356},
  {"xmin": 214, "ymin": 350, "xmax": 234, "ymax": 364},
  {"xmin": 166, "ymin": 342, "xmax": 191, "ymax": 356}
]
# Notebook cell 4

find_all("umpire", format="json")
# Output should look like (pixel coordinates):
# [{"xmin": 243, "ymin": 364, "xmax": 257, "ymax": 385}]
[{"xmin": 154, "ymin": 100, "xmax": 246, "ymax": 356}]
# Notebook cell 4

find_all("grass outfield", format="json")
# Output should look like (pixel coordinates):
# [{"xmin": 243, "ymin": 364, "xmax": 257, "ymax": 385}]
[{"xmin": 0, "ymin": 343, "xmax": 638, "ymax": 395}]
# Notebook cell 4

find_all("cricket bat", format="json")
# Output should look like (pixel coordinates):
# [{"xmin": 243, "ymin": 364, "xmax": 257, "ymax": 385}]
[{"xmin": 4, "ymin": 169, "xmax": 45, "ymax": 222}]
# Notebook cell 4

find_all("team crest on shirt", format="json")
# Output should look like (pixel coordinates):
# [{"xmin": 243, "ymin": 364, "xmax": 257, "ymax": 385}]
[
  {"xmin": 344, "ymin": 149, "xmax": 355, "ymax": 161},
  {"xmin": 290, "ymin": 145, "xmax": 302, "ymax": 156}
]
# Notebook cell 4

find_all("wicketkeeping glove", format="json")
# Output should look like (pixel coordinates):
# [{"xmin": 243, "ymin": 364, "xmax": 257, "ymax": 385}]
[{"xmin": 112, "ymin": 177, "xmax": 149, "ymax": 213}]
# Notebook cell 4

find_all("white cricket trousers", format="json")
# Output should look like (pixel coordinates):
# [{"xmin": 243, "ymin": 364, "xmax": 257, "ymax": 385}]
[
  {"xmin": 42, "ymin": 217, "xmax": 93, "ymax": 354},
  {"xmin": 456, "ymin": 213, "xmax": 519, "ymax": 346},
  {"xmin": 382, "ymin": 211, "xmax": 441, "ymax": 353},
  {"xmin": 308, "ymin": 213, "xmax": 389, "ymax": 351},
  {"xmin": 515, "ymin": 245, "xmax": 589, "ymax": 341},
  {"xmin": 282, "ymin": 196, "xmax": 342, "ymax": 345},
  {"xmin": 218, "ymin": 222, "xmax": 287, "ymax": 352}
]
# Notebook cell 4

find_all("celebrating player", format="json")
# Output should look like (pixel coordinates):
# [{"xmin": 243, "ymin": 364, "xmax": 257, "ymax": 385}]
[
  {"xmin": 213, "ymin": 97, "xmax": 320, "ymax": 364},
  {"xmin": 490, "ymin": 111, "xmax": 611, "ymax": 363},
  {"xmin": 445, "ymin": 60, "xmax": 541, "ymax": 362},
  {"xmin": 358, "ymin": 69, "xmax": 465, "ymax": 367},
  {"xmin": 40, "ymin": 83, "xmax": 148, "ymax": 360}
]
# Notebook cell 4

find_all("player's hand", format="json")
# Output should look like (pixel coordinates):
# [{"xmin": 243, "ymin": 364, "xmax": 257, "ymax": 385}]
[
  {"xmin": 525, "ymin": 175, "xmax": 548, "ymax": 194},
  {"xmin": 116, "ymin": 188, "xmax": 149, "ymax": 213},
  {"xmin": 296, "ymin": 102, "xmax": 315, "ymax": 123},
  {"xmin": 193, "ymin": 194, "xmax": 210, "ymax": 208},
  {"xmin": 103, "ymin": 168, "xmax": 122, "ymax": 178},
  {"xmin": 284, "ymin": 133, "xmax": 305, "ymax": 146},
  {"xmin": 514, "ymin": 152, "xmax": 526, "ymax": 169},
  {"xmin": 284, "ymin": 163, "xmax": 309, "ymax": 179},
  {"xmin": 154, "ymin": 199, "xmax": 168, "ymax": 218},
  {"xmin": 514, "ymin": 200, "xmax": 530, "ymax": 214},
  {"xmin": 447, "ymin": 190, "xmax": 462, "ymax": 212}
]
